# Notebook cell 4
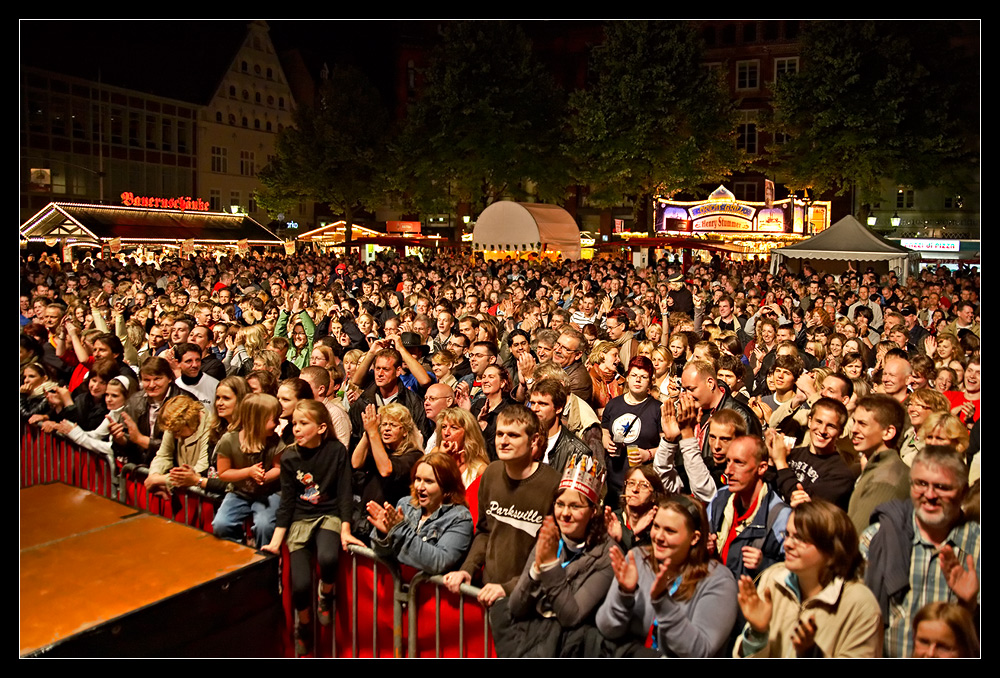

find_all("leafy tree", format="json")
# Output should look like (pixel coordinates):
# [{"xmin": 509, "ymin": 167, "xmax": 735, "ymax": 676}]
[
  {"xmin": 568, "ymin": 21, "xmax": 742, "ymax": 226},
  {"xmin": 767, "ymin": 21, "xmax": 978, "ymax": 206},
  {"xmin": 256, "ymin": 66, "xmax": 391, "ymax": 251},
  {"xmin": 393, "ymin": 21, "xmax": 570, "ymax": 217}
]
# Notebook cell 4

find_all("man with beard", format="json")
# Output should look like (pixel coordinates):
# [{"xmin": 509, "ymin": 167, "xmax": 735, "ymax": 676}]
[{"xmin": 861, "ymin": 446, "xmax": 979, "ymax": 657}]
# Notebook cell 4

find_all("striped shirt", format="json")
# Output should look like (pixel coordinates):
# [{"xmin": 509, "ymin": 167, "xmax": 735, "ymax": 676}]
[{"xmin": 861, "ymin": 514, "xmax": 980, "ymax": 658}]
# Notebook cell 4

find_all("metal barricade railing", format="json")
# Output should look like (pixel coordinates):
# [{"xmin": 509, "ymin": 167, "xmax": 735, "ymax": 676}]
[
  {"xmin": 406, "ymin": 573, "xmax": 494, "ymax": 658},
  {"xmin": 21, "ymin": 425, "xmax": 499, "ymax": 658},
  {"xmin": 21, "ymin": 425, "xmax": 118, "ymax": 499},
  {"xmin": 342, "ymin": 544, "xmax": 405, "ymax": 658},
  {"xmin": 119, "ymin": 464, "xmax": 224, "ymax": 532}
]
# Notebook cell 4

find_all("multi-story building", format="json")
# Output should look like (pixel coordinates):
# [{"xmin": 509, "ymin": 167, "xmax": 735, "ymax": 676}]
[
  {"xmin": 21, "ymin": 21, "xmax": 313, "ymax": 229},
  {"xmin": 197, "ymin": 20, "xmax": 307, "ymax": 226},
  {"xmin": 21, "ymin": 69, "xmax": 199, "ymax": 223}
]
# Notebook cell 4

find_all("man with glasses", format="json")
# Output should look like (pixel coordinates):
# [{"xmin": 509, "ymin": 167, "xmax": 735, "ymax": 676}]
[
  {"xmin": 422, "ymin": 382, "xmax": 455, "ymax": 451},
  {"xmin": 553, "ymin": 328, "xmax": 592, "ymax": 404},
  {"xmin": 457, "ymin": 341, "xmax": 498, "ymax": 401},
  {"xmin": 861, "ymin": 446, "xmax": 979, "ymax": 657}
]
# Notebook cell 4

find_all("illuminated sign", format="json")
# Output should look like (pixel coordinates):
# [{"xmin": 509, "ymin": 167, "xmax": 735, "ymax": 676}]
[
  {"xmin": 757, "ymin": 208, "xmax": 784, "ymax": 232},
  {"xmin": 693, "ymin": 216, "xmax": 752, "ymax": 231},
  {"xmin": 120, "ymin": 192, "xmax": 210, "ymax": 211},
  {"xmin": 900, "ymin": 239, "xmax": 960, "ymax": 252},
  {"xmin": 689, "ymin": 201, "xmax": 755, "ymax": 220},
  {"xmin": 387, "ymin": 220, "xmax": 421, "ymax": 234},
  {"xmin": 655, "ymin": 185, "xmax": 831, "ymax": 236}
]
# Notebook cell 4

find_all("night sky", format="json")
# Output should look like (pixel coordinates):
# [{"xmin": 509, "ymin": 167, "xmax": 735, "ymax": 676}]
[{"xmin": 19, "ymin": 20, "xmax": 420, "ymax": 103}]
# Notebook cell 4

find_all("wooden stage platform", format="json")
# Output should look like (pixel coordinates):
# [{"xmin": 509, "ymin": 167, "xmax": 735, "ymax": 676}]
[{"xmin": 20, "ymin": 483, "xmax": 282, "ymax": 657}]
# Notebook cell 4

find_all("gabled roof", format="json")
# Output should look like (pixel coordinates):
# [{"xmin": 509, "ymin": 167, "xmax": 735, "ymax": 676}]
[
  {"xmin": 20, "ymin": 203, "xmax": 282, "ymax": 245},
  {"xmin": 774, "ymin": 215, "xmax": 914, "ymax": 260}
]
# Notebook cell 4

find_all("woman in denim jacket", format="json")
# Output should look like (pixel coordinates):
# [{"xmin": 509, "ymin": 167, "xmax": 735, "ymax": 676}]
[{"xmin": 367, "ymin": 452, "xmax": 473, "ymax": 574}]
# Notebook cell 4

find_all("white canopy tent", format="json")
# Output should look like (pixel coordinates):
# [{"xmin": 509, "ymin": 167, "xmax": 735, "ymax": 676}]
[
  {"xmin": 769, "ymin": 215, "xmax": 921, "ymax": 282},
  {"xmin": 472, "ymin": 201, "xmax": 581, "ymax": 260}
]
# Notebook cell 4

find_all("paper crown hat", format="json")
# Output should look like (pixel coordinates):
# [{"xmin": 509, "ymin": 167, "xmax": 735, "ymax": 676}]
[{"xmin": 558, "ymin": 454, "xmax": 605, "ymax": 504}]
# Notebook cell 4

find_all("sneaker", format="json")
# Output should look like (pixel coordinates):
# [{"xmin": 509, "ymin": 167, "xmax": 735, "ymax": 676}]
[
  {"xmin": 295, "ymin": 622, "xmax": 313, "ymax": 657},
  {"xmin": 318, "ymin": 585, "xmax": 335, "ymax": 627}
]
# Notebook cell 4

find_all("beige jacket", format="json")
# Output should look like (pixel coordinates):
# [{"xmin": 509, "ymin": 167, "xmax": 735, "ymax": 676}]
[{"xmin": 735, "ymin": 563, "xmax": 883, "ymax": 658}]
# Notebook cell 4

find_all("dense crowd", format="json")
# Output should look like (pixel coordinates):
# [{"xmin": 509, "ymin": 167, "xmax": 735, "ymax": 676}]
[{"xmin": 19, "ymin": 246, "xmax": 980, "ymax": 658}]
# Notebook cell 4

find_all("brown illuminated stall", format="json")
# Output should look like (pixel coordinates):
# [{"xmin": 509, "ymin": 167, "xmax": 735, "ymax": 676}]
[
  {"xmin": 19, "ymin": 201, "xmax": 283, "ymax": 260},
  {"xmin": 653, "ymin": 185, "xmax": 832, "ymax": 260}
]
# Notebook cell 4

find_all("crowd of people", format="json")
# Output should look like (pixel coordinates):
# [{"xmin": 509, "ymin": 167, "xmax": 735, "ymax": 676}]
[{"xmin": 19, "ymin": 245, "xmax": 980, "ymax": 658}]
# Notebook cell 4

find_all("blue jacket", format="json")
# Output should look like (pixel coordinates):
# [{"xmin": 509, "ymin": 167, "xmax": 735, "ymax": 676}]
[
  {"xmin": 707, "ymin": 484, "xmax": 790, "ymax": 580},
  {"xmin": 371, "ymin": 499, "xmax": 473, "ymax": 575}
]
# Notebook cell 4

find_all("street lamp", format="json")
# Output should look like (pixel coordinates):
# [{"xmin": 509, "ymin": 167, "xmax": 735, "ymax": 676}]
[{"xmin": 890, "ymin": 211, "xmax": 901, "ymax": 228}]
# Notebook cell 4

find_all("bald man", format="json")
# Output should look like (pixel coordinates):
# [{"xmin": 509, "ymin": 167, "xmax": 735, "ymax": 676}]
[
  {"xmin": 880, "ymin": 357, "xmax": 912, "ymax": 403},
  {"xmin": 423, "ymin": 382, "xmax": 455, "ymax": 451}
]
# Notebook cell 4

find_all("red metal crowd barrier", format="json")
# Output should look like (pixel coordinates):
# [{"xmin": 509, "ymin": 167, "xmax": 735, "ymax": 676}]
[
  {"xmin": 21, "ymin": 425, "xmax": 117, "ymax": 499},
  {"xmin": 21, "ymin": 425, "xmax": 497, "ymax": 658}
]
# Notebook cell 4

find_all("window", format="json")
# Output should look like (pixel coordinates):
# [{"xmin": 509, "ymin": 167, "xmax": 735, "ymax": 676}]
[
  {"xmin": 129, "ymin": 111, "xmax": 141, "ymax": 147},
  {"xmin": 216, "ymin": 111, "xmax": 223, "ymax": 122},
  {"xmin": 248, "ymin": 195, "xmax": 258, "ymax": 213},
  {"xmin": 71, "ymin": 101, "xmax": 87, "ymax": 140},
  {"xmin": 255, "ymin": 92, "xmax": 261, "ymax": 103},
  {"xmin": 145, "ymin": 115, "xmax": 158, "ymax": 150},
  {"xmin": 278, "ymin": 97, "xmax": 285, "ymax": 109},
  {"xmin": 161, "ymin": 118, "xmax": 172, "ymax": 151},
  {"xmin": 241, "ymin": 61, "xmax": 248, "ymax": 73},
  {"xmin": 267, "ymin": 95, "xmax": 275, "ymax": 106},
  {"xmin": 734, "ymin": 182, "xmax": 758, "ymax": 201},
  {"xmin": 228, "ymin": 113, "xmax": 236, "ymax": 125},
  {"xmin": 254, "ymin": 119, "xmax": 261, "ymax": 129},
  {"xmin": 774, "ymin": 131, "xmax": 790, "ymax": 145},
  {"xmin": 896, "ymin": 188, "xmax": 914, "ymax": 209},
  {"xmin": 240, "ymin": 150, "xmax": 255, "ymax": 176},
  {"xmin": 211, "ymin": 146, "xmax": 228, "ymax": 173},
  {"xmin": 50, "ymin": 96, "xmax": 67, "ymax": 136},
  {"xmin": 177, "ymin": 121, "xmax": 189, "ymax": 153},
  {"xmin": 736, "ymin": 61, "xmax": 759, "ymax": 90},
  {"xmin": 737, "ymin": 123, "xmax": 758, "ymax": 153},
  {"xmin": 266, "ymin": 67, "xmax": 273, "ymax": 80},
  {"xmin": 230, "ymin": 191, "xmax": 241, "ymax": 209},
  {"xmin": 209, "ymin": 189, "xmax": 221, "ymax": 211},
  {"xmin": 944, "ymin": 195, "xmax": 963, "ymax": 209},
  {"xmin": 743, "ymin": 22, "xmax": 757, "ymax": 43},
  {"xmin": 737, "ymin": 112, "xmax": 759, "ymax": 154},
  {"xmin": 265, "ymin": 121, "xmax": 272, "ymax": 131},
  {"xmin": 109, "ymin": 107, "xmax": 123, "ymax": 145},
  {"xmin": 241, "ymin": 117, "xmax": 248, "ymax": 127},
  {"xmin": 229, "ymin": 85, "xmax": 236, "ymax": 97},
  {"xmin": 775, "ymin": 57, "xmax": 799, "ymax": 82}
]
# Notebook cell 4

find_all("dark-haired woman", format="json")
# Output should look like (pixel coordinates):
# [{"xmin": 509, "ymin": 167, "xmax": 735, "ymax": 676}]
[
  {"xmin": 596, "ymin": 496, "xmax": 738, "ymax": 657},
  {"xmin": 735, "ymin": 499, "xmax": 882, "ymax": 657}
]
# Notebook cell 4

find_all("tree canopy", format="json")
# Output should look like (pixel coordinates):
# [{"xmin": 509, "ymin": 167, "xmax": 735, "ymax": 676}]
[
  {"xmin": 256, "ymin": 65, "xmax": 391, "ymax": 247},
  {"xmin": 393, "ymin": 21, "xmax": 570, "ymax": 215},
  {"xmin": 568, "ymin": 21, "xmax": 742, "ymax": 215},
  {"xmin": 767, "ymin": 21, "xmax": 978, "ymax": 205}
]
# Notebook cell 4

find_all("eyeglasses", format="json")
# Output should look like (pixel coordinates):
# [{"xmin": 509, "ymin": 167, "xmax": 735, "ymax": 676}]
[
  {"xmin": 624, "ymin": 480, "xmax": 652, "ymax": 492},
  {"xmin": 780, "ymin": 530, "xmax": 813, "ymax": 547},
  {"xmin": 911, "ymin": 478, "xmax": 958, "ymax": 495},
  {"xmin": 554, "ymin": 501, "xmax": 589, "ymax": 513}
]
